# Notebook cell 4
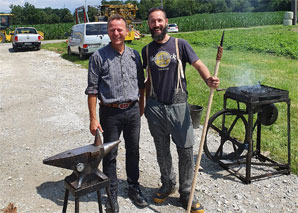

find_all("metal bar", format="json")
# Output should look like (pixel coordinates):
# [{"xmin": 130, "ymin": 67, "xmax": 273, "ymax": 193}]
[
  {"xmin": 287, "ymin": 100, "xmax": 291, "ymax": 169},
  {"xmin": 62, "ymin": 189, "xmax": 69, "ymax": 213},
  {"xmin": 256, "ymin": 120, "xmax": 261, "ymax": 155},
  {"xmin": 250, "ymin": 170, "xmax": 290, "ymax": 181},
  {"xmin": 256, "ymin": 153, "xmax": 286, "ymax": 165},
  {"xmin": 246, "ymin": 106, "xmax": 254, "ymax": 183},
  {"xmin": 250, "ymin": 162, "xmax": 289, "ymax": 168},
  {"xmin": 219, "ymin": 162, "xmax": 249, "ymax": 184},
  {"xmin": 106, "ymin": 187, "xmax": 114, "ymax": 212},
  {"xmin": 97, "ymin": 190, "xmax": 103, "ymax": 213},
  {"xmin": 75, "ymin": 197, "xmax": 79, "ymax": 213}
]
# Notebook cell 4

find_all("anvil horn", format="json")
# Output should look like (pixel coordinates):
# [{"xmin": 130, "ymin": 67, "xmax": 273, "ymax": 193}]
[{"xmin": 43, "ymin": 140, "xmax": 121, "ymax": 170}]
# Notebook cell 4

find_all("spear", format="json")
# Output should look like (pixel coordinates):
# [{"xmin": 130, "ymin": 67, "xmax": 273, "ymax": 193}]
[{"xmin": 187, "ymin": 31, "xmax": 225, "ymax": 213}]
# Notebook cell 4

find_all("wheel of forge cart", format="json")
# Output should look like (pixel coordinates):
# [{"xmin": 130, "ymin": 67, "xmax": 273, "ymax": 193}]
[{"xmin": 203, "ymin": 109, "xmax": 250, "ymax": 163}]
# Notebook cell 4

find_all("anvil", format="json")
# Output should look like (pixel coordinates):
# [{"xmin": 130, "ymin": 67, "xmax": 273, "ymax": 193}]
[{"xmin": 43, "ymin": 129, "xmax": 121, "ymax": 188}]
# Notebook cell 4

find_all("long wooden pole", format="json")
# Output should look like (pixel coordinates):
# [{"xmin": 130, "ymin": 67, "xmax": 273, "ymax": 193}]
[{"xmin": 187, "ymin": 31, "xmax": 224, "ymax": 213}]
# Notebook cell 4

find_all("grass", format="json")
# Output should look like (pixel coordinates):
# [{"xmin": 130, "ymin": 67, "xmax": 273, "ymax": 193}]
[{"xmin": 42, "ymin": 25, "xmax": 298, "ymax": 175}]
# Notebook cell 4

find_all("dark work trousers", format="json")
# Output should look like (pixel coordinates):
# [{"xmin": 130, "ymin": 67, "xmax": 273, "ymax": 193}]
[
  {"xmin": 99, "ymin": 102, "xmax": 140, "ymax": 198},
  {"xmin": 144, "ymin": 98, "xmax": 195, "ymax": 198}
]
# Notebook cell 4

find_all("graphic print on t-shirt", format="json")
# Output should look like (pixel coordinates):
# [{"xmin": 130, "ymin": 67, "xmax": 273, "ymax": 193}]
[{"xmin": 151, "ymin": 51, "xmax": 177, "ymax": 70}]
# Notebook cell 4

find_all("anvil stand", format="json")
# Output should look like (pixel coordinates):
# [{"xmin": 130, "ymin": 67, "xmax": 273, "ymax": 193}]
[
  {"xmin": 62, "ymin": 170, "xmax": 114, "ymax": 213},
  {"xmin": 43, "ymin": 129, "xmax": 119, "ymax": 213},
  {"xmin": 62, "ymin": 129, "xmax": 115, "ymax": 213}
]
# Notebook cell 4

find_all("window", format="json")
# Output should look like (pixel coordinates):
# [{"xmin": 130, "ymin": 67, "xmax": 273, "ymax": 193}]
[{"xmin": 86, "ymin": 24, "xmax": 108, "ymax": 35}]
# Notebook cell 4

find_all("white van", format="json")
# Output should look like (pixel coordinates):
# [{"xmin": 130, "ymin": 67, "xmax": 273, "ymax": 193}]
[{"xmin": 67, "ymin": 22, "xmax": 110, "ymax": 59}]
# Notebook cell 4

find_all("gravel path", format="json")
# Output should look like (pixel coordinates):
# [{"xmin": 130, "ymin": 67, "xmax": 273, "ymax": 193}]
[{"xmin": 0, "ymin": 43, "xmax": 297, "ymax": 213}]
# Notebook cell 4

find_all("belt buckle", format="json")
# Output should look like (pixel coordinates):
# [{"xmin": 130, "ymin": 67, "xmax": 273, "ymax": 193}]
[{"xmin": 118, "ymin": 103, "xmax": 129, "ymax": 109}]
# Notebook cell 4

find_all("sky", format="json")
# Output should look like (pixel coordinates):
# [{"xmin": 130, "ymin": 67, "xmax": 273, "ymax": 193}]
[{"xmin": 0, "ymin": 0, "xmax": 103, "ymax": 13}]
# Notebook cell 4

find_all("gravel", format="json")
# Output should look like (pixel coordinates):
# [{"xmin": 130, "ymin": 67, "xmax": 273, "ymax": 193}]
[{"xmin": 0, "ymin": 43, "xmax": 297, "ymax": 213}]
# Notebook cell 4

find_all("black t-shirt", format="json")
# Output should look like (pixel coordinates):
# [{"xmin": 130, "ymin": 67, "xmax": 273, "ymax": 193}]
[{"xmin": 142, "ymin": 37, "xmax": 199, "ymax": 104}]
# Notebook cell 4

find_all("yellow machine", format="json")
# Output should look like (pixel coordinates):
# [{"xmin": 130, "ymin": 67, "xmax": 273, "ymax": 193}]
[
  {"xmin": 0, "ymin": 13, "xmax": 44, "ymax": 43},
  {"xmin": 94, "ymin": 3, "xmax": 142, "ymax": 42},
  {"xmin": 75, "ymin": 3, "xmax": 142, "ymax": 42},
  {"xmin": 0, "ymin": 14, "xmax": 14, "ymax": 43}
]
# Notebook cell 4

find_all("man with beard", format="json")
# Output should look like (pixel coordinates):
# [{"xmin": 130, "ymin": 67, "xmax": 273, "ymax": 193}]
[{"xmin": 141, "ymin": 7, "xmax": 219, "ymax": 213}]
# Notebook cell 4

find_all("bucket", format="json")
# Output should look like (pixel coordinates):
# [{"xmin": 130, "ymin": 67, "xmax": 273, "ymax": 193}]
[{"xmin": 189, "ymin": 104, "xmax": 203, "ymax": 129}]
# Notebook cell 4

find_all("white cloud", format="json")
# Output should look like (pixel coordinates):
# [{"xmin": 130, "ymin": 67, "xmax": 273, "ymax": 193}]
[{"xmin": 1, "ymin": 0, "xmax": 101, "ymax": 13}]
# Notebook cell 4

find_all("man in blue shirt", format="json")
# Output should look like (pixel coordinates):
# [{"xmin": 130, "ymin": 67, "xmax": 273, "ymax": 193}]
[{"xmin": 85, "ymin": 14, "xmax": 147, "ymax": 212}]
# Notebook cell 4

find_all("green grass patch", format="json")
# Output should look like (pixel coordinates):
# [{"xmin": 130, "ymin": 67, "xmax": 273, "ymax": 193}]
[
  {"xmin": 42, "ymin": 42, "xmax": 89, "ymax": 67},
  {"xmin": 42, "ymin": 25, "xmax": 298, "ymax": 174},
  {"xmin": 173, "ymin": 25, "xmax": 298, "ymax": 59}
]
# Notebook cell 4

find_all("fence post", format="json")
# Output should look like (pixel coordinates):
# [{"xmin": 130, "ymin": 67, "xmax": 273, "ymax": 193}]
[{"xmin": 292, "ymin": 0, "xmax": 297, "ymax": 25}]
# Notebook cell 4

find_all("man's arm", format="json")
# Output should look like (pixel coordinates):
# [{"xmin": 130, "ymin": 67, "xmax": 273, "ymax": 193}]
[
  {"xmin": 88, "ymin": 94, "xmax": 103, "ymax": 135},
  {"xmin": 191, "ymin": 59, "xmax": 220, "ymax": 89}
]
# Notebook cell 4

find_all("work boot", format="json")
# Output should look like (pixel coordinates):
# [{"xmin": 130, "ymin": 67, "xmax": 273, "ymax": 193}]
[
  {"xmin": 179, "ymin": 195, "xmax": 204, "ymax": 213},
  {"xmin": 153, "ymin": 183, "xmax": 176, "ymax": 204},
  {"xmin": 128, "ymin": 185, "xmax": 148, "ymax": 208},
  {"xmin": 105, "ymin": 194, "xmax": 119, "ymax": 213}
]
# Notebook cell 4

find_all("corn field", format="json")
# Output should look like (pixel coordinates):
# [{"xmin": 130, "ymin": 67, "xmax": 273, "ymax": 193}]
[
  {"xmin": 12, "ymin": 23, "xmax": 74, "ymax": 40},
  {"xmin": 12, "ymin": 12, "xmax": 285, "ymax": 40},
  {"xmin": 137, "ymin": 11, "xmax": 284, "ymax": 34}
]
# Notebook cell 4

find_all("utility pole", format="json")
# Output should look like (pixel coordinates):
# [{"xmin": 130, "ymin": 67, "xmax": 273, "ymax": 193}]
[
  {"xmin": 160, "ymin": 0, "xmax": 163, "ymax": 9},
  {"xmin": 292, "ymin": 0, "xmax": 297, "ymax": 25}
]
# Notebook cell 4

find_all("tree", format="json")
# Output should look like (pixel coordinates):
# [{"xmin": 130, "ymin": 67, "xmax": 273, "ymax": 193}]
[
  {"xmin": 251, "ymin": 0, "xmax": 291, "ymax": 11},
  {"xmin": 9, "ymin": 3, "xmax": 74, "ymax": 24},
  {"xmin": 87, "ymin": 6, "xmax": 99, "ymax": 22},
  {"xmin": 9, "ymin": 4, "xmax": 24, "ymax": 25},
  {"xmin": 59, "ymin": 8, "xmax": 74, "ymax": 23},
  {"xmin": 138, "ymin": 0, "xmax": 162, "ymax": 20}
]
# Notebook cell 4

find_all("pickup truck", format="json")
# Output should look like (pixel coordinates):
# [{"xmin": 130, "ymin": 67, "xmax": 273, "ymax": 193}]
[{"xmin": 12, "ymin": 27, "xmax": 41, "ymax": 51}]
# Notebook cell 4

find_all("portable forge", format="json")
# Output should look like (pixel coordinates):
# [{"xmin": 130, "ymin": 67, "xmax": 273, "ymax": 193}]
[{"xmin": 203, "ymin": 84, "xmax": 291, "ymax": 184}]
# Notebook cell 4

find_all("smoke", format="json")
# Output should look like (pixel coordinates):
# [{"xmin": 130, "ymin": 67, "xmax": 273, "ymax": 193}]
[{"xmin": 232, "ymin": 64, "xmax": 264, "ymax": 86}]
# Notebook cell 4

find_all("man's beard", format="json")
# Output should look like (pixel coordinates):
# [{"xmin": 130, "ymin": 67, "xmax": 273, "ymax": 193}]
[{"xmin": 150, "ymin": 26, "xmax": 167, "ymax": 41}]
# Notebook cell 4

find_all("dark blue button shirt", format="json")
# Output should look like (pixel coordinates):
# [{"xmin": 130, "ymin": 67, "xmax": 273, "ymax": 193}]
[{"xmin": 85, "ymin": 44, "xmax": 145, "ymax": 104}]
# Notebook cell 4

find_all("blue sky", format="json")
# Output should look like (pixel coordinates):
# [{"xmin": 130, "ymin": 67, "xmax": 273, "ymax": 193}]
[{"xmin": 0, "ymin": 0, "xmax": 103, "ymax": 13}]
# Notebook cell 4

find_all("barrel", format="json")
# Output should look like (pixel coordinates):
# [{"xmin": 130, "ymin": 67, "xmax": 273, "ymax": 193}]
[
  {"xmin": 189, "ymin": 104, "xmax": 203, "ymax": 129},
  {"xmin": 284, "ymin": 11, "xmax": 294, "ymax": 19},
  {"xmin": 283, "ymin": 11, "xmax": 293, "ymax": 26}
]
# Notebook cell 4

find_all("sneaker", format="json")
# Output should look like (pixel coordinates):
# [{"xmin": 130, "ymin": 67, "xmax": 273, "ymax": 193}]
[
  {"xmin": 105, "ymin": 195, "xmax": 119, "ymax": 213},
  {"xmin": 128, "ymin": 185, "xmax": 149, "ymax": 208},
  {"xmin": 179, "ymin": 196, "xmax": 204, "ymax": 213},
  {"xmin": 153, "ymin": 183, "xmax": 176, "ymax": 204}
]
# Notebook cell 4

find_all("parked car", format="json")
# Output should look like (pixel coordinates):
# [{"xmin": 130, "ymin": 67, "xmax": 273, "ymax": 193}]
[
  {"xmin": 67, "ymin": 22, "xmax": 110, "ymax": 59},
  {"xmin": 167, "ymin": 23, "xmax": 179, "ymax": 33},
  {"xmin": 12, "ymin": 27, "xmax": 41, "ymax": 51}
]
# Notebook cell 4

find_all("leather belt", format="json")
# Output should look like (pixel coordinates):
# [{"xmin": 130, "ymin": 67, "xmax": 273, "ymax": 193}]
[{"xmin": 100, "ymin": 101, "xmax": 136, "ymax": 109}]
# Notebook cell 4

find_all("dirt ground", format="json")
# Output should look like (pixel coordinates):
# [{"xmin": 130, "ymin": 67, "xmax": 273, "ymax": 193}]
[{"xmin": 0, "ymin": 43, "xmax": 297, "ymax": 213}]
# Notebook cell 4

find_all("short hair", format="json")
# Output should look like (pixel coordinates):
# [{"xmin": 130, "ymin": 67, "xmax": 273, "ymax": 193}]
[
  {"xmin": 107, "ymin": 14, "xmax": 128, "ymax": 28},
  {"xmin": 147, "ymin": 6, "xmax": 167, "ymax": 18}
]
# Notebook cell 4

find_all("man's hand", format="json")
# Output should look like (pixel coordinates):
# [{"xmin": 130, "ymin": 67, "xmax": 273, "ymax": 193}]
[
  {"xmin": 206, "ymin": 76, "xmax": 220, "ymax": 89},
  {"xmin": 90, "ymin": 118, "xmax": 103, "ymax": 136},
  {"xmin": 88, "ymin": 94, "xmax": 103, "ymax": 136}
]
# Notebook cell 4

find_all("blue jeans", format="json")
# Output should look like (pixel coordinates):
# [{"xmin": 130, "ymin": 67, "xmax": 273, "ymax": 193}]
[{"xmin": 100, "ymin": 102, "xmax": 140, "ymax": 197}]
